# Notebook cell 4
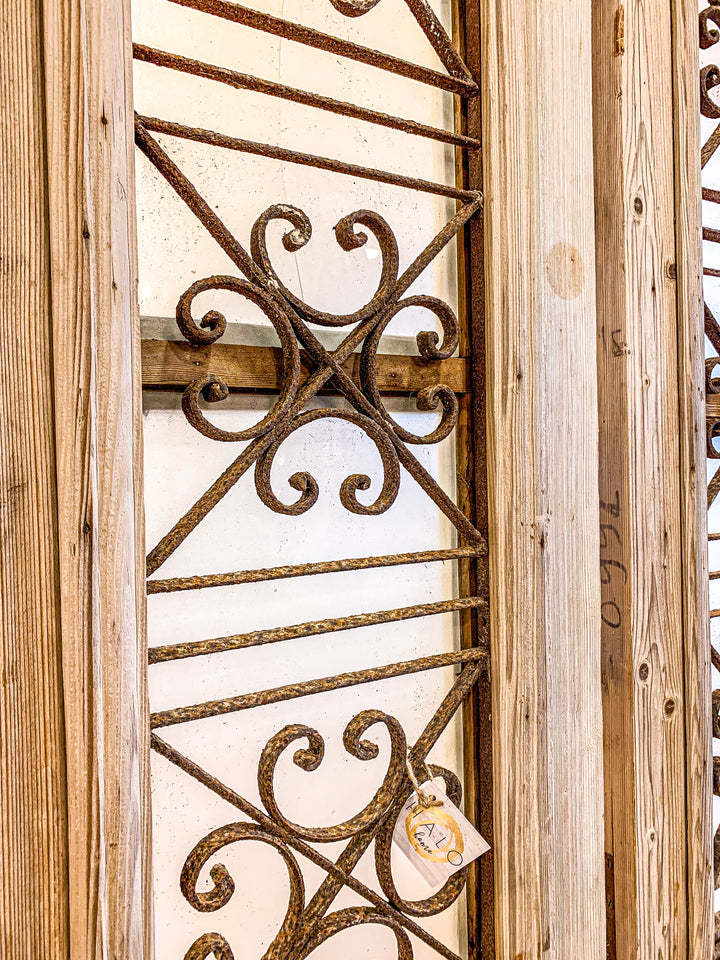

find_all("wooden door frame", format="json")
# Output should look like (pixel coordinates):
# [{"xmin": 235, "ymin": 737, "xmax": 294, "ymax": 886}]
[
  {"xmin": 0, "ymin": 0, "xmax": 710, "ymax": 958},
  {"xmin": 0, "ymin": 0, "xmax": 150, "ymax": 954},
  {"xmin": 591, "ymin": 1, "xmax": 713, "ymax": 957}
]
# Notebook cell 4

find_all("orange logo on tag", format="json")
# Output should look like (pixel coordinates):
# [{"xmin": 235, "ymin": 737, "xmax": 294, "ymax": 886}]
[{"xmin": 405, "ymin": 806, "xmax": 465, "ymax": 866}]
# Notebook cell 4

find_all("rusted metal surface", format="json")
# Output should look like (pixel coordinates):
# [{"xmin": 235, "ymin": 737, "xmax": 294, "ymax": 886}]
[
  {"xmin": 167, "ymin": 0, "xmax": 479, "ymax": 97},
  {"xmin": 137, "ymin": 0, "xmax": 490, "ymax": 952},
  {"xmin": 699, "ymin": 8, "xmax": 720, "ymax": 946},
  {"xmin": 133, "ymin": 44, "xmax": 480, "ymax": 151},
  {"xmin": 150, "ymin": 648, "xmax": 487, "ymax": 727},
  {"xmin": 152, "ymin": 663, "xmax": 482, "ymax": 960},
  {"xmin": 135, "ymin": 116, "xmax": 484, "ymax": 572},
  {"xmin": 149, "ymin": 595, "xmax": 487, "ymax": 663},
  {"xmin": 138, "ymin": 115, "xmax": 479, "ymax": 201},
  {"xmin": 146, "ymin": 546, "xmax": 481, "ymax": 593}
]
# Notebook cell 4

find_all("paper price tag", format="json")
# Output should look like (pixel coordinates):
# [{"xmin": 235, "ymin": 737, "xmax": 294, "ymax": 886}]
[{"xmin": 392, "ymin": 778, "xmax": 490, "ymax": 887}]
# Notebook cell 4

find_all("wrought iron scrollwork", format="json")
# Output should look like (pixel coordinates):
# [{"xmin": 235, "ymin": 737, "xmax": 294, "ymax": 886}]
[
  {"xmin": 183, "ymin": 932, "xmax": 235, "ymax": 960},
  {"xmin": 257, "ymin": 711, "xmax": 407, "ymax": 841},
  {"xmin": 297, "ymin": 907, "xmax": 414, "ymax": 959},
  {"xmin": 135, "ymin": 0, "xmax": 488, "ymax": 952},
  {"xmin": 249, "ymin": 205, "xmax": 400, "ymax": 327},
  {"xmin": 702, "ymin": 1, "xmax": 720, "ymax": 49},
  {"xmin": 254, "ymin": 408, "xmax": 402, "ymax": 516},
  {"xmin": 169, "ymin": 202, "xmax": 470, "ymax": 525},
  {"xmin": 176, "ymin": 712, "xmax": 469, "ymax": 960}
]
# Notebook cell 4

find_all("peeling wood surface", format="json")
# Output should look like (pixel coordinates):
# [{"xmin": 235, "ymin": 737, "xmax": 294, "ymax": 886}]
[{"xmin": 481, "ymin": 1, "xmax": 606, "ymax": 958}]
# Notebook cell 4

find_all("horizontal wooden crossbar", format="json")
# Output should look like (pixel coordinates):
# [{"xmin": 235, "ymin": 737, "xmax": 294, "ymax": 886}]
[
  {"xmin": 707, "ymin": 393, "xmax": 720, "ymax": 423},
  {"xmin": 140, "ymin": 339, "xmax": 470, "ymax": 396}
]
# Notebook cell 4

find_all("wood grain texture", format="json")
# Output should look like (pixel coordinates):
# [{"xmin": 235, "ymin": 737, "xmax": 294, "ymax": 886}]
[
  {"xmin": 705, "ymin": 393, "xmax": 720, "ymax": 422},
  {"xmin": 592, "ymin": 0, "xmax": 711, "ymax": 956},
  {"xmin": 141, "ymin": 338, "xmax": 470, "ymax": 395},
  {"xmin": 38, "ymin": 0, "xmax": 150, "ymax": 954},
  {"xmin": 42, "ymin": 2, "xmax": 99, "ymax": 953},
  {"xmin": 480, "ymin": 1, "xmax": 606, "ymax": 958},
  {"xmin": 81, "ymin": 2, "xmax": 151, "ymax": 952},
  {"xmin": 0, "ymin": 0, "xmax": 70, "ymax": 952},
  {"xmin": 671, "ymin": 0, "xmax": 713, "ymax": 955}
]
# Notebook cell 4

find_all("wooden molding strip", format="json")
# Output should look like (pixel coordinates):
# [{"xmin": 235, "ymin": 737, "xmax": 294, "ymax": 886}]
[
  {"xmin": 481, "ymin": 0, "xmax": 606, "ymax": 957},
  {"xmin": 140, "ymin": 338, "xmax": 471, "ymax": 395}
]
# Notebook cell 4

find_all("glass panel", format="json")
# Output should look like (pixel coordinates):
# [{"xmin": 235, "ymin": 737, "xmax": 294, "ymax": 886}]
[{"xmin": 132, "ymin": 0, "xmax": 487, "ymax": 956}]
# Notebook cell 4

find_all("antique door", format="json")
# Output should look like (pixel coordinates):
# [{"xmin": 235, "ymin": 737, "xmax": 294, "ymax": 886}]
[{"xmin": 133, "ymin": 0, "xmax": 488, "ymax": 955}]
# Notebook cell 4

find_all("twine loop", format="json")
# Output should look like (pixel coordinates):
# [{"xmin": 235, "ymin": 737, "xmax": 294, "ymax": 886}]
[{"xmin": 405, "ymin": 752, "xmax": 444, "ymax": 814}]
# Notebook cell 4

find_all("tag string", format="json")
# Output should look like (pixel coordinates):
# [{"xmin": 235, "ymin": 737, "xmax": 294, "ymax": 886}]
[{"xmin": 405, "ymin": 752, "xmax": 443, "ymax": 810}]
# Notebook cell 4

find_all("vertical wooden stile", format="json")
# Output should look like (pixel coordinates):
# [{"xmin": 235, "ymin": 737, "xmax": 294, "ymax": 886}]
[
  {"xmin": 480, "ymin": 1, "xmax": 606, "ymax": 958},
  {"xmin": 592, "ymin": 0, "xmax": 712, "ymax": 957},
  {"xmin": 0, "ymin": 0, "xmax": 150, "ymax": 955},
  {"xmin": 671, "ymin": 2, "xmax": 713, "ymax": 956},
  {"xmin": 0, "ymin": 0, "xmax": 70, "ymax": 952}
]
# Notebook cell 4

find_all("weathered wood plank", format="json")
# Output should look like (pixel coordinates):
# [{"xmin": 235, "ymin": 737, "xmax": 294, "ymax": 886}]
[
  {"xmin": 705, "ymin": 393, "xmax": 720, "ymax": 422},
  {"xmin": 42, "ymin": 1, "xmax": 99, "ymax": 953},
  {"xmin": 592, "ymin": 0, "xmax": 711, "ymax": 955},
  {"xmin": 9, "ymin": 0, "xmax": 150, "ymax": 960},
  {"xmin": 0, "ymin": 1, "xmax": 70, "ymax": 952},
  {"xmin": 672, "ymin": 0, "xmax": 714, "ymax": 955},
  {"xmin": 82, "ymin": 1, "xmax": 151, "ymax": 951},
  {"xmin": 480, "ymin": 1, "xmax": 606, "ymax": 958},
  {"xmin": 141, "ymin": 338, "xmax": 471, "ymax": 395},
  {"xmin": 73, "ymin": 0, "xmax": 151, "ymax": 953}
]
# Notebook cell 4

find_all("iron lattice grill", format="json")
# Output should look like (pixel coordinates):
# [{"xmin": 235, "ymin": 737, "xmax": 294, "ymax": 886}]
[{"xmin": 135, "ymin": 0, "xmax": 488, "ymax": 957}]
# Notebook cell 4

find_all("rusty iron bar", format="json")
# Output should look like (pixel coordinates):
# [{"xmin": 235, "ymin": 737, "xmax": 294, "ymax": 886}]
[
  {"xmin": 703, "ymin": 121, "xmax": 720, "ymax": 168},
  {"xmin": 137, "ymin": 114, "xmax": 479, "ymax": 201},
  {"xmin": 151, "ymin": 661, "xmax": 482, "ymax": 960},
  {"xmin": 166, "ymin": 0, "xmax": 479, "ymax": 97},
  {"xmin": 146, "ymin": 546, "xmax": 481, "ymax": 594},
  {"xmin": 705, "ymin": 226, "xmax": 720, "ymax": 243},
  {"xmin": 705, "ymin": 187, "xmax": 720, "ymax": 203},
  {"xmin": 149, "ymin": 594, "xmax": 487, "ymax": 663},
  {"xmin": 149, "ymin": 647, "xmax": 487, "ymax": 726},
  {"xmin": 401, "ymin": 0, "xmax": 472, "ymax": 81},
  {"xmin": 707, "ymin": 305, "xmax": 720, "ymax": 355},
  {"xmin": 135, "ymin": 119, "xmax": 484, "ymax": 574},
  {"xmin": 133, "ymin": 44, "xmax": 480, "ymax": 152},
  {"xmin": 710, "ymin": 467, "xmax": 720, "ymax": 508}
]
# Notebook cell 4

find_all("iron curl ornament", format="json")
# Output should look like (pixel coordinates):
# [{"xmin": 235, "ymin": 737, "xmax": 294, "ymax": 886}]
[
  {"xmin": 175, "ymin": 711, "xmax": 471, "ymax": 960},
  {"xmin": 174, "ymin": 203, "xmax": 468, "ymax": 523}
]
